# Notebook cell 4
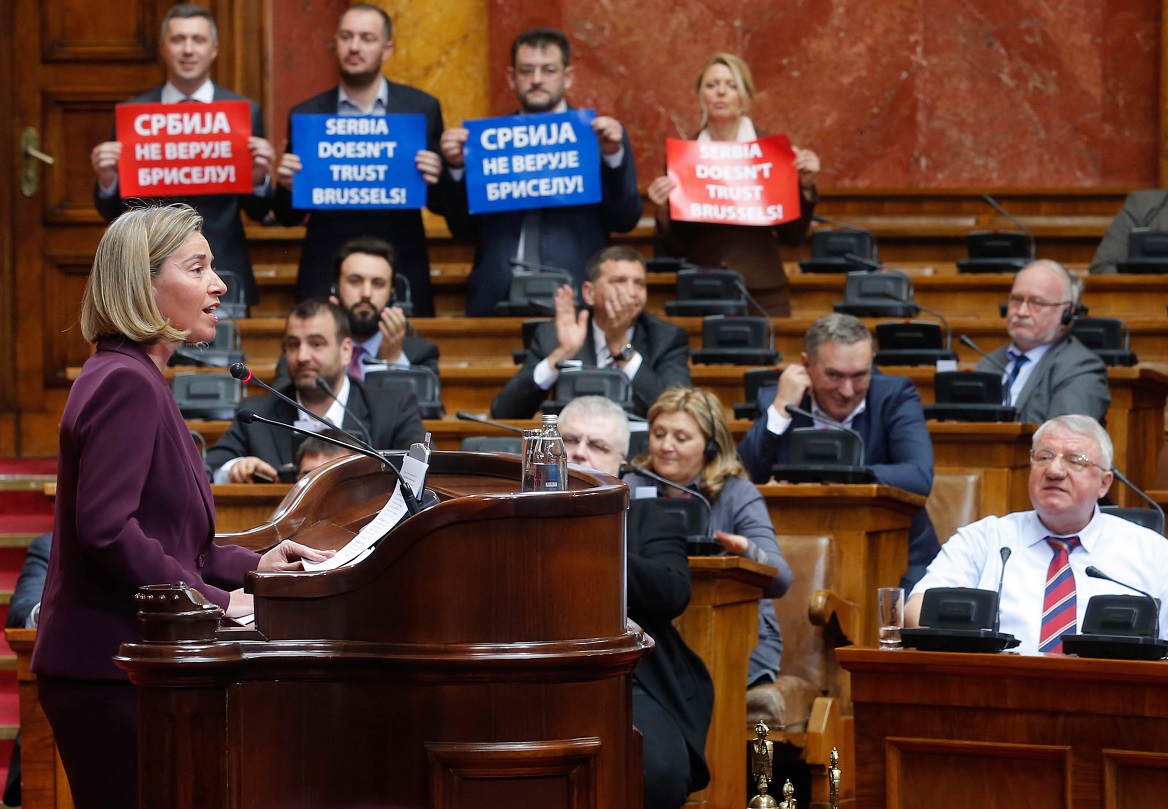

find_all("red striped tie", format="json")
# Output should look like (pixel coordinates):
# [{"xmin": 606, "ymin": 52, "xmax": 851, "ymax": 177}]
[{"xmin": 1038, "ymin": 535, "xmax": 1081, "ymax": 653}]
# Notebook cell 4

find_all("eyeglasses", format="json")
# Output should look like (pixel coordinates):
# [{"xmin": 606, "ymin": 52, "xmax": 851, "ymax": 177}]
[
  {"xmin": 515, "ymin": 64, "xmax": 562, "ymax": 79},
  {"xmin": 561, "ymin": 433, "xmax": 619, "ymax": 458},
  {"xmin": 1007, "ymin": 295, "xmax": 1072, "ymax": 311},
  {"xmin": 1029, "ymin": 448, "xmax": 1100, "ymax": 473}
]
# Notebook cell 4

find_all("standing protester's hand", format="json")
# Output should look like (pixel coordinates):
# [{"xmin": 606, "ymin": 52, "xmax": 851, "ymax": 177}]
[
  {"xmin": 439, "ymin": 127, "xmax": 469, "ymax": 168},
  {"xmin": 416, "ymin": 150, "xmax": 442, "ymax": 185},
  {"xmin": 275, "ymin": 151, "xmax": 301, "ymax": 192},
  {"xmin": 647, "ymin": 175, "xmax": 677, "ymax": 207},
  {"xmin": 91, "ymin": 141, "xmax": 123, "ymax": 188},
  {"xmin": 592, "ymin": 116, "xmax": 625, "ymax": 156},
  {"xmin": 249, "ymin": 137, "xmax": 276, "ymax": 186},
  {"xmin": 793, "ymin": 147, "xmax": 820, "ymax": 192}
]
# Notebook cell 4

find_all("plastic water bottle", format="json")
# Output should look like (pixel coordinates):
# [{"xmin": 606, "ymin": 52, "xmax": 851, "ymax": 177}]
[{"xmin": 522, "ymin": 414, "xmax": 567, "ymax": 492}]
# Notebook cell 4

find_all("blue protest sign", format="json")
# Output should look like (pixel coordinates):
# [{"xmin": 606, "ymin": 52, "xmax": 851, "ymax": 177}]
[
  {"xmin": 463, "ymin": 109, "xmax": 601, "ymax": 215},
  {"xmin": 290, "ymin": 114, "xmax": 427, "ymax": 209}
]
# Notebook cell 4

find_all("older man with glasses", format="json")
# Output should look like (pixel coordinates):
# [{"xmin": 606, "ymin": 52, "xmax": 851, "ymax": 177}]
[
  {"xmin": 975, "ymin": 259, "xmax": 1110, "ymax": 424},
  {"xmin": 905, "ymin": 414, "xmax": 1168, "ymax": 655}
]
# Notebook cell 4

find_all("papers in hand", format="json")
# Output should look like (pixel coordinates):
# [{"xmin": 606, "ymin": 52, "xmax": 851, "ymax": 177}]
[{"xmin": 301, "ymin": 455, "xmax": 428, "ymax": 572}]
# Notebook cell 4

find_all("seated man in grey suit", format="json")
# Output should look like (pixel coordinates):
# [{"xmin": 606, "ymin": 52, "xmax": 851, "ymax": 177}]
[
  {"xmin": 208, "ymin": 299, "xmax": 425, "ymax": 483},
  {"xmin": 490, "ymin": 245, "xmax": 691, "ymax": 419},
  {"xmin": 976, "ymin": 259, "xmax": 1109, "ymax": 425},
  {"xmin": 1089, "ymin": 189, "xmax": 1168, "ymax": 274}
]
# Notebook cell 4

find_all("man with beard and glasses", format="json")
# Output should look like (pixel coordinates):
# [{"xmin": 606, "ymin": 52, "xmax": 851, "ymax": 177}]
[
  {"xmin": 272, "ymin": 237, "xmax": 440, "ymax": 388},
  {"xmin": 207, "ymin": 299, "xmax": 424, "ymax": 484},
  {"xmin": 438, "ymin": 27, "xmax": 642, "ymax": 316},
  {"xmin": 273, "ymin": 4, "xmax": 447, "ymax": 314}
]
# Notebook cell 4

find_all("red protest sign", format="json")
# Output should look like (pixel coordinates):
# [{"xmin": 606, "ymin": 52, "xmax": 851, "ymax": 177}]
[
  {"xmin": 116, "ymin": 100, "xmax": 253, "ymax": 197},
  {"xmin": 665, "ymin": 134, "xmax": 800, "ymax": 226}
]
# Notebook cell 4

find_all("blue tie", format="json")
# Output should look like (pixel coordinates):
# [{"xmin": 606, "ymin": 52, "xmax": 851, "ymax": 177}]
[{"xmin": 1004, "ymin": 352, "xmax": 1029, "ymax": 405}]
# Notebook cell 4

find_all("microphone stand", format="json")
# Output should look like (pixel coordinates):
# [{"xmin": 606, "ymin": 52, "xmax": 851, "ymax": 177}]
[{"xmin": 230, "ymin": 362, "xmax": 420, "ymax": 515}]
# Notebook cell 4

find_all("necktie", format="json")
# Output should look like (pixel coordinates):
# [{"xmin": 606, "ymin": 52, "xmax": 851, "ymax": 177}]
[
  {"xmin": 1004, "ymin": 352, "xmax": 1029, "ymax": 405},
  {"xmin": 1038, "ymin": 535, "xmax": 1080, "ymax": 653},
  {"xmin": 348, "ymin": 344, "xmax": 366, "ymax": 380}
]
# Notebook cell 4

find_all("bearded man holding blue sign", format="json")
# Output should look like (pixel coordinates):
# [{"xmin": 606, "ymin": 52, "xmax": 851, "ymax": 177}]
[
  {"xmin": 439, "ymin": 28, "xmax": 643, "ymax": 317},
  {"xmin": 273, "ymin": 4, "xmax": 446, "ymax": 315}
]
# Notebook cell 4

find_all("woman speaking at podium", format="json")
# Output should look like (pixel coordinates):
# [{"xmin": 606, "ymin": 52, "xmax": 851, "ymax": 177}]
[
  {"xmin": 647, "ymin": 53, "xmax": 821, "ymax": 316},
  {"xmin": 624, "ymin": 387, "xmax": 793, "ymax": 686},
  {"xmin": 31, "ymin": 204, "xmax": 330, "ymax": 808}
]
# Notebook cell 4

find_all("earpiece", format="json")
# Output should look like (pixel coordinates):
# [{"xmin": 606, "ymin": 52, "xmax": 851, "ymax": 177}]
[{"xmin": 696, "ymin": 389, "xmax": 720, "ymax": 464}]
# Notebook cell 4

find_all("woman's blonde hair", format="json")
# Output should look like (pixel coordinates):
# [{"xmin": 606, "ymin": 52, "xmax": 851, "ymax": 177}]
[
  {"xmin": 696, "ymin": 52, "xmax": 755, "ymax": 130},
  {"xmin": 80, "ymin": 204, "xmax": 204, "ymax": 344},
  {"xmin": 636, "ymin": 386, "xmax": 747, "ymax": 502}
]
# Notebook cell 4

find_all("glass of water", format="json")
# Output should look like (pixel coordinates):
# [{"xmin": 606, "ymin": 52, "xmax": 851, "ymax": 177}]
[{"xmin": 877, "ymin": 587, "xmax": 904, "ymax": 648}]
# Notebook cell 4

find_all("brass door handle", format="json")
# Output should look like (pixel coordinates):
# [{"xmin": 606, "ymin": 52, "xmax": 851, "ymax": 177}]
[{"xmin": 21, "ymin": 127, "xmax": 55, "ymax": 197}]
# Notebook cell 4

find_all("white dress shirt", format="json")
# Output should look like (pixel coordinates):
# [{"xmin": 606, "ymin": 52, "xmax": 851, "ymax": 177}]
[{"xmin": 910, "ymin": 508, "xmax": 1168, "ymax": 655}]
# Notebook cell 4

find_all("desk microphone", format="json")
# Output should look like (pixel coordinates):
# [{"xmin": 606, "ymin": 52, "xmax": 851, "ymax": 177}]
[
  {"xmin": 783, "ymin": 403, "xmax": 867, "ymax": 464},
  {"xmin": 958, "ymin": 334, "xmax": 1010, "ymax": 377},
  {"xmin": 1107, "ymin": 465, "xmax": 1166, "ymax": 531},
  {"xmin": 619, "ymin": 463, "xmax": 713, "ymax": 538},
  {"xmin": 509, "ymin": 258, "xmax": 574, "ymax": 276},
  {"xmin": 813, "ymin": 213, "xmax": 876, "ymax": 242},
  {"xmin": 733, "ymin": 279, "xmax": 776, "ymax": 351},
  {"xmin": 315, "ymin": 377, "xmax": 372, "ymax": 445},
  {"xmin": 993, "ymin": 547, "xmax": 1012, "ymax": 634},
  {"xmin": 982, "ymin": 194, "xmax": 1036, "ymax": 258},
  {"xmin": 1086, "ymin": 565, "xmax": 1159, "ymax": 602},
  {"xmin": 230, "ymin": 362, "xmax": 419, "ymax": 514},
  {"xmin": 873, "ymin": 290, "xmax": 953, "ymax": 352},
  {"xmin": 455, "ymin": 411, "xmax": 526, "ymax": 434}
]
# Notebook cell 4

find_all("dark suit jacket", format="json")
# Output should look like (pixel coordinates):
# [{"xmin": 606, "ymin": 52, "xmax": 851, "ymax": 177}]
[
  {"xmin": 976, "ymin": 335, "xmax": 1111, "ymax": 425},
  {"xmin": 738, "ymin": 372, "xmax": 940, "ymax": 586},
  {"xmin": 489, "ymin": 311, "xmax": 692, "ymax": 419},
  {"xmin": 1089, "ymin": 189, "xmax": 1168, "ymax": 274},
  {"xmin": 272, "ymin": 82, "xmax": 446, "ymax": 314},
  {"xmin": 205, "ymin": 377, "xmax": 426, "ymax": 475},
  {"xmin": 93, "ymin": 85, "xmax": 271, "ymax": 305},
  {"xmin": 7, "ymin": 533, "xmax": 50, "ymax": 629},
  {"xmin": 32, "ymin": 338, "xmax": 259, "ymax": 681},
  {"xmin": 270, "ymin": 334, "xmax": 441, "ymax": 388},
  {"xmin": 440, "ymin": 125, "xmax": 642, "ymax": 316},
  {"xmin": 627, "ymin": 499, "xmax": 713, "ymax": 793}
]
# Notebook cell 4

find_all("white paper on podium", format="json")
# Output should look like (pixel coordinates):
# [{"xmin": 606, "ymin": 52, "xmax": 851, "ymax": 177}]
[{"xmin": 301, "ymin": 455, "xmax": 428, "ymax": 572}]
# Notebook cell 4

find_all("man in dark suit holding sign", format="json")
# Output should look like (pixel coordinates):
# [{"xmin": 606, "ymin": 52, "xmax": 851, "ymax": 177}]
[
  {"xmin": 273, "ymin": 3, "xmax": 446, "ymax": 314},
  {"xmin": 90, "ymin": 3, "xmax": 274, "ymax": 306},
  {"xmin": 439, "ymin": 28, "xmax": 643, "ymax": 316}
]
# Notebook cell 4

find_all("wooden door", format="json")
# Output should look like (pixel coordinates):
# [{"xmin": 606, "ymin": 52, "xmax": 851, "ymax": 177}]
[{"xmin": 3, "ymin": 0, "xmax": 264, "ymax": 457}]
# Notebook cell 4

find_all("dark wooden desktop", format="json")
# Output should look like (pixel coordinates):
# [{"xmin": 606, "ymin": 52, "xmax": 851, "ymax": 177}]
[{"xmin": 838, "ymin": 647, "xmax": 1168, "ymax": 809}]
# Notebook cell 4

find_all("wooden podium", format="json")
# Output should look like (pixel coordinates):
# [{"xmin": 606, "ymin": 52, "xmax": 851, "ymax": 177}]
[
  {"xmin": 116, "ymin": 452, "xmax": 650, "ymax": 809},
  {"xmin": 838, "ymin": 647, "xmax": 1168, "ymax": 809}
]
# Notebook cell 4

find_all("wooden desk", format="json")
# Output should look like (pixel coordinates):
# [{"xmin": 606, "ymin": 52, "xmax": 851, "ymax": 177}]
[
  {"xmin": 760, "ymin": 484, "xmax": 923, "ymax": 649},
  {"xmin": 234, "ymin": 314, "xmax": 1168, "ymax": 366},
  {"xmin": 6, "ymin": 629, "xmax": 71, "ymax": 809},
  {"xmin": 789, "ymin": 272, "xmax": 1168, "ymax": 320},
  {"xmin": 838, "ymin": 646, "xmax": 1168, "ymax": 809},
  {"xmin": 928, "ymin": 421, "xmax": 1035, "ymax": 515},
  {"xmin": 897, "ymin": 365, "xmax": 1168, "ymax": 504},
  {"xmin": 675, "ymin": 556, "xmax": 776, "ymax": 809}
]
